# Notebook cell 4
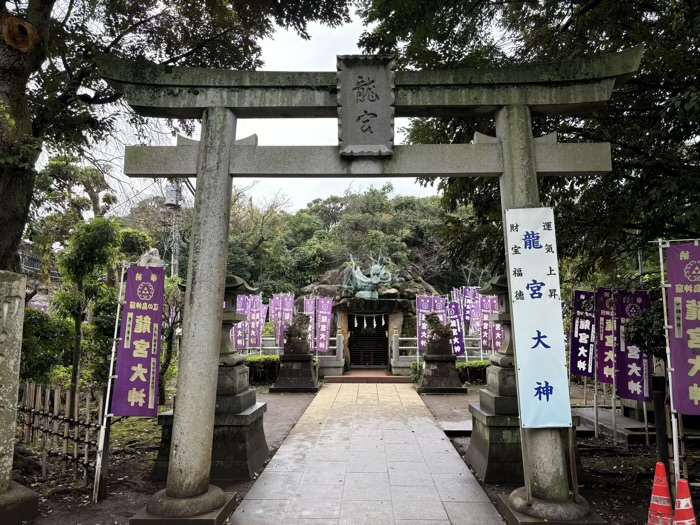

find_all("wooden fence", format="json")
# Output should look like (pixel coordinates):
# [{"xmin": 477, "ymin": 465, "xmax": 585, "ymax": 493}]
[{"xmin": 16, "ymin": 382, "xmax": 104, "ymax": 484}]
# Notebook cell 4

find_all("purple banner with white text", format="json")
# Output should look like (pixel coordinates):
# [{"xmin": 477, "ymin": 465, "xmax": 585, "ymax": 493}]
[
  {"xmin": 113, "ymin": 266, "xmax": 166, "ymax": 417},
  {"xmin": 448, "ymin": 301, "xmax": 465, "ymax": 356},
  {"xmin": 304, "ymin": 298, "xmax": 316, "ymax": 351},
  {"xmin": 570, "ymin": 290, "xmax": 596, "ymax": 377},
  {"xmin": 595, "ymin": 288, "xmax": 615, "ymax": 384},
  {"xmin": 233, "ymin": 295, "xmax": 250, "ymax": 351},
  {"xmin": 416, "ymin": 296, "xmax": 432, "ymax": 353},
  {"xmin": 616, "ymin": 290, "xmax": 651, "ymax": 402},
  {"xmin": 315, "ymin": 297, "xmax": 333, "ymax": 353},
  {"xmin": 667, "ymin": 244, "xmax": 700, "ymax": 415}
]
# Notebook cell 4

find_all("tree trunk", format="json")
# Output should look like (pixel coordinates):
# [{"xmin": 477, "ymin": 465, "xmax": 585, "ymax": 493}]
[
  {"xmin": 159, "ymin": 327, "xmax": 176, "ymax": 405},
  {"xmin": 0, "ymin": 2, "xmax": 56, "ymax": 271},
  {"xmin": 69, "ymin": 278, "xmax": 84, "ymax": 416}
]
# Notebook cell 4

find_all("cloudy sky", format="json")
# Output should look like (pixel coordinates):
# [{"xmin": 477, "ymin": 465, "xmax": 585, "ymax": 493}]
[{"xmin": 220, "ymin": 18, "xmax": 440, "ymax": 210}]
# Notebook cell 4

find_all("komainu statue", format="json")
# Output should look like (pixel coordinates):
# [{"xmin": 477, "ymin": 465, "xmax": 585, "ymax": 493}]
[{"xmin": 342, "ymin": 255, "xmax": 392, "ymax": 299}]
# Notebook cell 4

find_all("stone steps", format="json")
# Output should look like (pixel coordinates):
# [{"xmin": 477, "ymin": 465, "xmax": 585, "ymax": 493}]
[{"xmin": 324, "ymin": 370, "xmax": 412, "ymax": 384}]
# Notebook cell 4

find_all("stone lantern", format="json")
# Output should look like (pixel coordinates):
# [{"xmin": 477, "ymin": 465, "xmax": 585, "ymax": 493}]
[
  {"xmin": 152, "ymin": 275, "xmax": 269, "ymax": 482},
  {"xmin": 465, "ymin": 275, "xmax": 522, "ymax": 483}
]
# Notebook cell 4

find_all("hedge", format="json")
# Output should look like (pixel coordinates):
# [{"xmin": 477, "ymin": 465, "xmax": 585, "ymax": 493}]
[
  {"xmin": 246, "ymin": 355, "xmax": 281, "ymax": 384},
  {"xmin": 245, "ymin": 355, "xmax": 320, "ymax": 385},
  {"xmin": 411, "ymin": 360, "xmax": 490, "ymax": 385},
  {"xmin": 456, "ymin": 360, "xmax": 490, "ymax": 384}
]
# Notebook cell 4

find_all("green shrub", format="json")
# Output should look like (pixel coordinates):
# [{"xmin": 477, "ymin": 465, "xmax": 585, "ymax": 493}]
[
  {"xmin": 21, "ymin": 308, "xmax": 74, "ymax": 382},
  {"xmin": 456, "ymin": 360, "xmax": 490, "ymax": 384},
  {"xmin": 410, "ymin": 361, "xmax": 423, "ymax": 383},
  {"xmin": 246, "ymin": 355, "xmax": 280, "ymax": 384}
]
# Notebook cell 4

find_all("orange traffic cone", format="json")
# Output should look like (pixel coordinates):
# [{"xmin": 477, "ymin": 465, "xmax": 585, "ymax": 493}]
[
  {"xmin": 673, "ymin": 479, "xmax": 697, "ymax": 525},
  {"xmin": 649, "ymin": 462, "xmax": 674, "ymax": 525}
]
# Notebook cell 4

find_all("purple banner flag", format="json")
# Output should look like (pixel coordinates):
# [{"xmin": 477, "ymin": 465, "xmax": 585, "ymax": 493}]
[
  {"xmin": 480, "ymin": 295, "xmax": 492, "ymax": 351},
  {"xmin": 461, "ymin": 288, "xmax": 472, "ymax": 335},
  {"xmin": 616, "ymin": 290, "xmax": 651, "ymax": 402},
  {"xmin": 304, "ymin": 298, "xmax": 316, "ymax": 351},
  {"xmin": 113, "ymin": 266, "xmax": 166, "ymax": 417},
  {"xmin": 278, "ymin": 295, "xmax": 294, "ymax": 349},
  {"xmin": 233, "ymin": 295, "xmax": 249, "ymax": 351},
  {"xmin": 261, "ymin": 304, "xmax": 269, "ymax": 326},
  {"xmin": 595, "ymin": 288, "xmax": 615, "ymax": 384},
  {"xmin": 271, "ymin": 294, "xmax": 281, "ymax": 345},
  {"xmin": 471, "ymin": 289, "xmax": 481, "ymax": 336},
  {"xmin": 434, "ymin": 296, "xmax": 448, "ymax": 325},
  {"xmin": 248, "ymin": 295, "xmax": 263, "ymax": 348},
  {"xmin": 667, "ymin": 244, "xmax": 700, "ymax": 415},
  {"xmin": 315, "ymin": 298, "xmax": 333, "ymax": 353},
  {"xmin": 570, "ymin": 290, "xmax": 596, "ymax": 377},
  {"xmin": 491, "ymin": 296, "xmax": 503, "ymax": 352},
  {"xmin": 448, "ymin": 301, "xmax": 465, "ymax": 356},
  {"xmin": 416, "ymin": 296, "xmax": 432, "ymax": 352}
]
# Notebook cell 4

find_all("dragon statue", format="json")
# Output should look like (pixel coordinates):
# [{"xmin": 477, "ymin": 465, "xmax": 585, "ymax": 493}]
[{"xmin": 342, "ymin": 255, "xmax": 392, "ymax": 299}]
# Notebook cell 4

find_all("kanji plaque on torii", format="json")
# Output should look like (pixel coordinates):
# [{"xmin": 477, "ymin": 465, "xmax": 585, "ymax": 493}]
[{"xmin": 337, "ymin": 55, "xmax": 394, "ymax": 157}]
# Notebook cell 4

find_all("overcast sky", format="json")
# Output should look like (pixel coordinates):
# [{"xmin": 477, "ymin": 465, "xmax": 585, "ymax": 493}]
[{"xmin": 217, "ymin": 18, "xmax": 439, "ymax": 210}]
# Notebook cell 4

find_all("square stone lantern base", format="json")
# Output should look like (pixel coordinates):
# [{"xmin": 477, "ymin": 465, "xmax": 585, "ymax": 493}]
[
  {"xmin": 269, "ymin": 354, "xmax": 320, "ymax": 393},
  {"xmin": 0, "ymin": 481, "xmax": 39, "ymax": 525},
  {"xmin": 152, "ymin": 363, "xmax": 269, "ymax": 482},
  {"xmin": 465, "ymin": 364, "xmax": 524, "ymax": 483},
  {"xmin": 416, "ymin": 354, "xmax": 468, "ymax": 394}
]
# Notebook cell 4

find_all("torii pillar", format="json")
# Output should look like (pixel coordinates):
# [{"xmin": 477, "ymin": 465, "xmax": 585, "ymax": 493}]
[{"xmin": 144, "ymin": 107, "xmax": 239, "ymax": 521}]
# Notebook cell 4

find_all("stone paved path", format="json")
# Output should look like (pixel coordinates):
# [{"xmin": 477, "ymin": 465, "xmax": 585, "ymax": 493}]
[{"xmin": 229, "ymin": 383, "xmax": 505, "ymax": 525}]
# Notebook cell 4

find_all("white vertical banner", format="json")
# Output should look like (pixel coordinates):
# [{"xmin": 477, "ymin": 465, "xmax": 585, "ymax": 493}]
[{"xmin": 505, "ymin": 207, "xmax": 572, "ymax": 428}]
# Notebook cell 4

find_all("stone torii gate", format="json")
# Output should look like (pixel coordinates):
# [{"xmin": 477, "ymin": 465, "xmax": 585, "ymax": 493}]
[{"xmin": 97, "ymin": 47, "xmax": 642, "ymax": 524}]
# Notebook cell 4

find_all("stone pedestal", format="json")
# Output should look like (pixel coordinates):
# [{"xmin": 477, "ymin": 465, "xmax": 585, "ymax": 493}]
[
  {"xmin": 416, "ymin": 355, "xmax": 468, "ymax": 394},
  {"xmin": 465, "ymin": 278, "xmax": 523, "ymax": 483},
  {"xmin": 0, "ymin": 272, "xmax": 39, "ymax": 524},
  {"xmin": 270, "ymin": 354, "xmax": 320, "ymax": 393},
  {"xmin": 153, "ymin": 364, "xmax": 269, "ymax": 482},
  {"xmin": 0, "ymin": 480, "xmax": 39, "ymax": 525},
  {"xmin": 466, "ymin": 363, "xmax": 523, "ymax": 483}
]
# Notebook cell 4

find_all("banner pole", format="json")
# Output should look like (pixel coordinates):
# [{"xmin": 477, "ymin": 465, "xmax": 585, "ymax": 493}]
[
  {"xmin": 657, "ymin": 238, "xmax": 681, "ymax": 489},
  {"xmin": 594, "ymin": 367, "xmax": 599, "ymax": 438},
  {"xmin": 93, "ymin": 262, "xmax": 127, "ymax": 503},
  {"xmin": 612, "ymin": 289, "xmax": 618, "ymax": 446}
]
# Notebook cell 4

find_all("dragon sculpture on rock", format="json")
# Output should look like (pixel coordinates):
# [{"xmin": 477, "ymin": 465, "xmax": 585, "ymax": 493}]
[{"xmin": 342, "ymin": 254, "xmax": 392, "ymax": 299}]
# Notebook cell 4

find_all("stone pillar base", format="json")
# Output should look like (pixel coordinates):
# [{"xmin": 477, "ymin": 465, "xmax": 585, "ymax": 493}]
[
  {"xmin": 465, "ymin": 403, "xmax": 523, "ymax": 483},
  {"xmin": 269, "ymin": 354, "xmax": 320, "ymax": 393},
  {"xmin": 131, "ymin": 488, "xmax": 237, "ymax": 524},
  {"xmin": 211, "ymin": 402, "xmax": 269, "ymax": 481},
  {"xmin": 152, "ymin": 402, "xmax": 269, "ymax": 482},
  {"xmin": 416, "ymin": 355, "xmax": 468, "ymax": 394},
  {"xmin": 496, "ymin": 492, "xmax": 604, "ymax": 525},
  {"xmin": 0, "ymin": 481, "xmax": 38, "ymax": 525}
]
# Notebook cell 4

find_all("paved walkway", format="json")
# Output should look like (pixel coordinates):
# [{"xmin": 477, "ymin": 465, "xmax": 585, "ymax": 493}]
[{"xmin": 229, "ymin": 383, "xmax": 505, "ymax": 525}]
